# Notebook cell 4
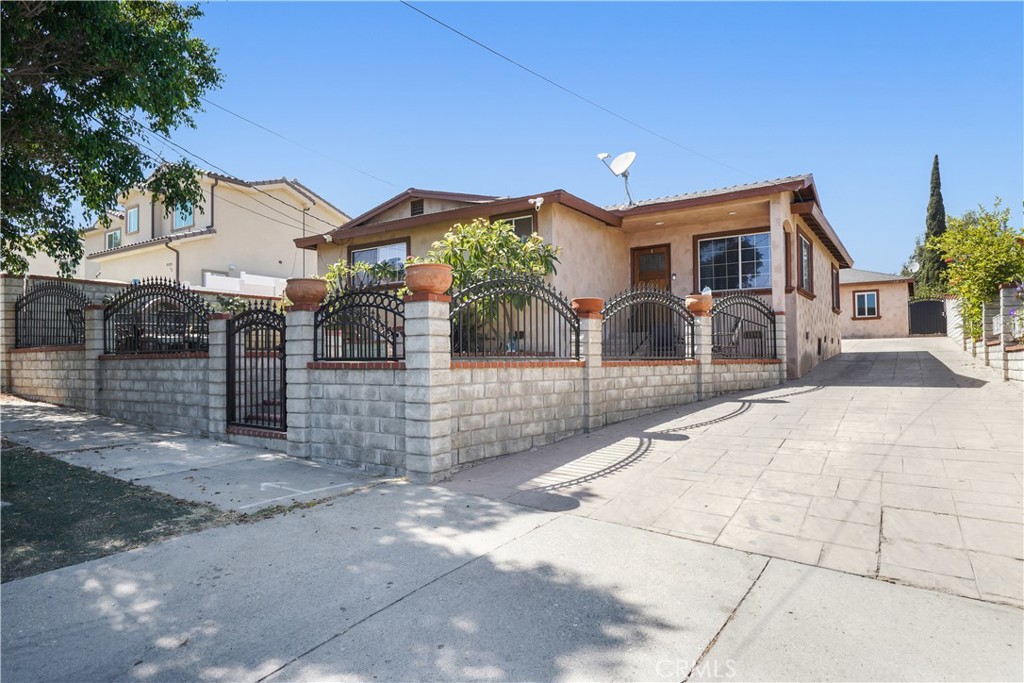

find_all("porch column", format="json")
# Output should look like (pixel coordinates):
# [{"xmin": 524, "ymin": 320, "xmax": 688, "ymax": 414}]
[
  {"xmin": 403, "ymin": 293, "xmax": 453, "ymax": 483},
  {"xmin": 579, "ymin": 313, "xmax": 604, "ymax": 432},
  {"xmin": 285, "ymin": 305, "xmax": 316, "ymax": 459},
  {"xmin": 207, "ymin": 314, "xmax": 230, "ymax": 437},
  {"xmin": 768, "ymin": 193, "xmax": 791, "ymax": 314},
  {"xmin": 83, "ymin": 304, "xmax": 105, "ymax": 415}
]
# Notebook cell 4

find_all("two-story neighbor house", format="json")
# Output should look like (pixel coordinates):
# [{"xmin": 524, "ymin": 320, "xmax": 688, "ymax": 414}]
[
  {"xmin": 25, "ymin": 172, "xmax": 350, "ymax": 291},
  {"xmin": 295, "ymin": 174, "xmax": 854, "ymax": 378}
]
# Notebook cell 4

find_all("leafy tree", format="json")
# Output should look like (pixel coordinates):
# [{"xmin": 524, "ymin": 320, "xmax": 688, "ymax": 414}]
[
  {"xmin": 415, "ymin": 217, "xmax": 560, "ymax": 289},
  {"xmin": 1, "ymin": 1, "xmax": 222, "ymax": 276},
  {"xmin": 415, "ymin": 218, "xmax": 561, "ymax": 353},
  {"xmin": 929, "ymin": 199, "xmax": 1024, "ymax": 338}
]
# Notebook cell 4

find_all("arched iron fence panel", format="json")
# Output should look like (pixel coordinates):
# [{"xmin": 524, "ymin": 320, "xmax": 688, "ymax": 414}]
[
  {"xmin": 601, "ymin": 286, "xmax": 695, "ymax": 359},
  {"xmin": 315, "ymin": 288, "xmax": 405, "ymax": 361},
  {"xmin": 103, "ymin": 278, "xmax": 211, "ymax": 354},
  {"xmin": 228, "ymin": 302, "xmax": 286, "ymax": 432},
  {"xmin": 710, "ymin": 294, "xmax": 776, "ymax": 359},
  {"xmin": 449, "ymin": 274, "xmax": 580, "ymax": 359},
  {"xmin": 14, "ymin": 281, "xmax": 88, "ymax": 348}
]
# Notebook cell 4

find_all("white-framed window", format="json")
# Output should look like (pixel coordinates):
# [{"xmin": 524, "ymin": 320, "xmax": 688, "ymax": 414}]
[
  {"xmin": 854, "ymin": 291, "xmax": 878, "ymax": 318},
  {"xmin": 799, "ymin": 234, "xmax": 813, "ymax": 292},
  {"xmin": 105, "ymin": 230, "xmax": 122, "ymax": 250},
  {"xmin": 350, "ymin": 241, "xmax": 408, "ymax": 283},
  {"xmin": 126, "ymin": 206, "xmax": 139, "ymax": 234},
  {"xmin": 174, "ymin": 203, "xmax": 193, "ymax": 230},
  {"xmin": 697, "ymin": 232, "xmax": 771, "ymax": 291}
]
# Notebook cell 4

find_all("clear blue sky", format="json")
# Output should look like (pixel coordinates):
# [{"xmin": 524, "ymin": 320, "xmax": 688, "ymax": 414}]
[{"xmin": 170, "ymin": 1, "xmax": 1023, "ymax": 274}]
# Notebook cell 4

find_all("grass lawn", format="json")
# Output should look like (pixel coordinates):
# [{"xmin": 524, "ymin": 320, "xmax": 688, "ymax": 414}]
[{"xmin": 1, "ymin": 438, "xmax": 228, "ymax": 582}]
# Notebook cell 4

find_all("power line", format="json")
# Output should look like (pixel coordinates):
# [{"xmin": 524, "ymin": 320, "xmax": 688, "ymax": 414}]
[
  {"xmin": 200, "ymin": 96, "xmax": 402, "ymax": 189},
  {"xmin": 399, "ymin": 1, "xmax": 758, "ymax": 181}
]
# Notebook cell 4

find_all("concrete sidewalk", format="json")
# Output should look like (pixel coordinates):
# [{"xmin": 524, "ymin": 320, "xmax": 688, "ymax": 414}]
[
  {"xmin": 2, "ymin": 482, "xmax": 1021, "ymax": 682},
  {"xmin": 1, "ymin": 396, "xmax": 382, "ymax": 511}
]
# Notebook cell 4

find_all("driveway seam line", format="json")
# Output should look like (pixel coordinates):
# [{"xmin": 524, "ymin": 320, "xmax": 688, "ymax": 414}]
[
  {"xmin": 254, "ymin": 513, "xmax": 562, "ymax": 683},
  {"xmin": 683, "ymin": 557, "xmax": 771, "ymax": 682}
]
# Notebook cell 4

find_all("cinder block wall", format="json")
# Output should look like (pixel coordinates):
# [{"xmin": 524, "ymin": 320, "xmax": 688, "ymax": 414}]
[
  {"xmin": 7, "ymin": 347, "xmax": 87, "ymax": 409},
  {"xmin": 706, "ymin": 361, "xmax": 786, "ymax": 396},
  {"xmin": 597, "ymin": 362, "xmax": 699, "ymax": 424},
  {"xmin": 449, "ymin": 362, "xmax": 585, "ymax": 467},
  {"xmin": 307, "ymin": 364, "xmax": 407, "ymax": 476},
  {"xmin": 98, "ymin": 354, "xmax": 210, "ymax": 433}
]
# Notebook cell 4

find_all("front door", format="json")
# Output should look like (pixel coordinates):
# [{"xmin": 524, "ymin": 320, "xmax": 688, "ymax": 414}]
[{"xmin": 631, "ymin": 244, "xmax": 671, "ymax": 290}]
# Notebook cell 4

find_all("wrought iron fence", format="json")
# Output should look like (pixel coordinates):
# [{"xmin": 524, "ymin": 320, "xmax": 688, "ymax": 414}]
[
  {"xmin": 228, "ymin": 302, "xmax": 286, "ymax": 432},
  {"xmin": 103, "ymin": 278, "xmax": 211, "ymax": 354},
  {"xmin": 450, "ymin": 274, "xmax": 580, "ymax": 359},
  {"xmin": 315, "ymin": 288, "xmax": 405, "ymax": 361},
  {"xmin": 14, "ymin": 281, "xmax": 88, "ymax": 348},
  {"xmin": 601, "ymin": 286, "xmax": 695, "ymax": 359},
  {"xmin": 710, "ymin": 294, "xmax": 776, "ymax": 359}
]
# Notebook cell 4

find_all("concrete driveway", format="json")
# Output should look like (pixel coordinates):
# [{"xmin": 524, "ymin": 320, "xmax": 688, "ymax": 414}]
[
  {"xmin": 445, "ymin": 337, "xmax": 1024, "ymax": 607},
  {"xmin": 2, "ymin": 337, "xmax": 1021, "ymax": 682}
]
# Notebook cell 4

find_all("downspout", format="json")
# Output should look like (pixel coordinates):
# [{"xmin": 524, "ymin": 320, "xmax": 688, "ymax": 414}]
[
  {"xmin": 205, "ymin": 178, "xmax": 217, "ymax": 229},
  {"xmin": 164, "ymin": 239, "xmax": 180, "ymax": 282}
]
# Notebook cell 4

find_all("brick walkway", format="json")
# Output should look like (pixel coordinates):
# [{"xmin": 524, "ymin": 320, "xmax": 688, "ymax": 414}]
[{"xmin": 444, "ymin": 337, "xmax": 1023, "ymax": 607}]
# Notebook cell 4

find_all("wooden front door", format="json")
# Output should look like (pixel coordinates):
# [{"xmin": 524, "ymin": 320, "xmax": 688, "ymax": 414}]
[{"xmin": 631, "ymin": 244, "xmax": 671, "ymax": 289}]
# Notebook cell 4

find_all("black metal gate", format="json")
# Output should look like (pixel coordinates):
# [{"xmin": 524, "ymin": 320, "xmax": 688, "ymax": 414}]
[
  {"xmin": 227, "ymin": 304, "xmax": 286, "ymax": 432},
  {"xmin": 908, "ymin": 299, "xmax": 947, "ymax": 335}
]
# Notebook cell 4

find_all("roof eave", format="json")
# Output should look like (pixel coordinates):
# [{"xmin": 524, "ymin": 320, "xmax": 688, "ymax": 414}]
[
  {"xmin": 610, "ymin": 177, "xmax": 813, "ymax": 217},
  {"xmin": 791, "ymin": 201, "xmax": 853, "ymax": 268}
]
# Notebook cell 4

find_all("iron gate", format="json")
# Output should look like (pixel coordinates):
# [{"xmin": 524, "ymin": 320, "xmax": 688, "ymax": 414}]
[
  {"xmin": 227, "ymin": 304, "xmax": 286, "ymax": 432},
  {"xmin": 908, "ymin": 299, "xmax": 947, "ymax": 335}
]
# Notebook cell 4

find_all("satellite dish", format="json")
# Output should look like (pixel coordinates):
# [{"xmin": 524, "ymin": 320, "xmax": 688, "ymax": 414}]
[
  {"xmin": 597, "ymin": 151, "xmax": 638, "ymax": 206},
  {"xmin": 909, "ymin": 261, "xmax": 921, "ymax": 274},
  {"xmin": 609, "ymin": 151, "xmax": 636, "ymax": 177}
]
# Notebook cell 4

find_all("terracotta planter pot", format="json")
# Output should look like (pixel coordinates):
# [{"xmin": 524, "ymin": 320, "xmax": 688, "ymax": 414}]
[
  {"xmin": 685, "ymin": 293, "xmax": 713, "ymax": 314},
  {"xmin": 571, "ymin": 297, "xmax": 604, "ymax": 315},
  {"xmin": 285, "ymin": 278, "xmax": 328, "ymax": 306},
  {"xmin": 405, "ymin": 263, "xmax": 453, "ymax": 295}
]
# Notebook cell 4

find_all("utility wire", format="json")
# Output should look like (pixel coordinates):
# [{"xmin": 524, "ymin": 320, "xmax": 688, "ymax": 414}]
[
  {"xmin": 399, "ymin": 1, "xmax": 758, "ymax": 181},
  {"xmin": 200, "ymin": 96, "xmax": 402, "ymax": 189}
]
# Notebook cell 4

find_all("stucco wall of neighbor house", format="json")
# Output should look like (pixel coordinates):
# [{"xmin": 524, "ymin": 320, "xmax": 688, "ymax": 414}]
[
  {"xmin": 545, "ymin": 203, "xmax": 629, "ymax": 300},
  {"xmin": 841, "ymin": 281, "xmax": 910, "ymax": 339},
  {"xmin": 307, "ymin": 366, "xmax": 407, "ymax": 476},
  {"xmin": 788, "ymin": 216, "xmax": 842, "ymax": 378},
  {"xmin": 8, "ymin": 347, "xmax": 87, "ymax": 409},
  {"xmin": 449, "ymin": 363, "xmax": 586, "ymax": 468},
  {"xmin": 98, "ymin": 355, "xmax": 210, "ymax": 434}
]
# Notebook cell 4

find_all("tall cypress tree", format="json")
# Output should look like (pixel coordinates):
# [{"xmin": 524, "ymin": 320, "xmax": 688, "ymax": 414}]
[{"xmin": 918, "ymin": 154, "xmax": 948, "ymax": 289}]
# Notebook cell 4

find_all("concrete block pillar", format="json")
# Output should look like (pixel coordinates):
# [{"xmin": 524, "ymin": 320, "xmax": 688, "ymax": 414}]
[
  {"xmin": 208, "ymin": 314, "xmax": 230, "ymax": 437},
  {"xmin": 285, "ymin": 305, "xmax": 316, "ymax": 459},
  {"xmin": 579, "ymin": 314, "xmax": 604, "ymax": 432},
  {"xmin": 774, "ymin": 312, "xmax": 788, "ymax": 385},
  {"xmin": 83, "ymin": 305, "xmax": 105, "ymax": 414},
  {"xmin": 693, "ymin": 309, "xmax": 713, "ymax": 400},
  {"xmin": 0, "ymin": 276, "xmax": 25, "ymax": 393},
  {"xmin": 403, "ymin": 293, "xmax": 453, "ymax": 484}
]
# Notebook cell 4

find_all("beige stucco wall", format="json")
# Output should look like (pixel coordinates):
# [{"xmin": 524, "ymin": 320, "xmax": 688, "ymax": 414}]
[
  {"xmin": 544, "ymin": 204, "xmax": 628, "ymax": 300},
  {"xmin": 81, "ymin": 178, "xmax": 345, "ymax": 284},
  {"xmin": 786, "ymin": 216, "xmax": 843, "ymax": 378},
  {"xmin": 840, "ymin": 281, "xmax": 910, "ymax": 339}
]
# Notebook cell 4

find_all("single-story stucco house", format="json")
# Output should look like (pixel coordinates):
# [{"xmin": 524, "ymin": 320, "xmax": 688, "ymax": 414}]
[
  {"xmin": 295, "ymin": 174, "xmax": 854, "ymax": 378},
  {"xmin": 839, "ymin": 268, "xmax": 915, "ymax": 339}
]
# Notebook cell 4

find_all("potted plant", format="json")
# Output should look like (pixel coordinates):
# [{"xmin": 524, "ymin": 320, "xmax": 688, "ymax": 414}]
[
  {"xmin": 404, "ymin": 259, "xmax": 453, "ymax": 295},
  {"xmin": 685, "ymin": 287, "xmax": 713, "ymax": 314},
  {"xmin": 284, "ymin": 277, "xmax": 327, "ymax": 306},
  {"xmin": 571, "ymin": 297, "xmax": 603, "ymax": 315}
]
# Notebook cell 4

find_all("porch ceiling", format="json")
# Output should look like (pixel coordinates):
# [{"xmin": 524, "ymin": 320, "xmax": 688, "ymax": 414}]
[{"xmin": 619, "ymin": 197, "xmax": 769, "ymax": 233}]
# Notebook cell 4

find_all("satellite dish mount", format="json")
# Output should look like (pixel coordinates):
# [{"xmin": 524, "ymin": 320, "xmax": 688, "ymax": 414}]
[{"xmin": 597, "ymin": 151, "xmax": 637, "ymax": 206}]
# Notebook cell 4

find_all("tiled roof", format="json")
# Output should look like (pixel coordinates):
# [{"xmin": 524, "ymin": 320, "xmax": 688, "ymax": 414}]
[
  {"xmin": 839, "ymin": 268, "xmax": 913, "ymax": 285},
  {"xmin": 603, "ymin": 174, "xmax": 813, "ymax": 211},
  {"xmin": 87, "ymin": 227, "xmax": 216, "ymax": 259}
]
